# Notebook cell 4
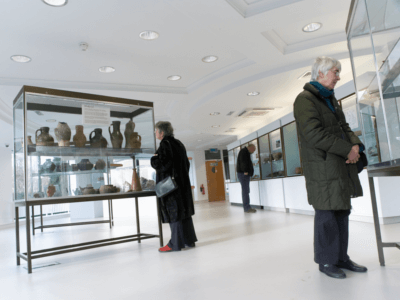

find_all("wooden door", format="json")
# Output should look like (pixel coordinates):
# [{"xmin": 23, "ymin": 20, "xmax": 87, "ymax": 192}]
[{"xmin": 205, "ymin": 160, "xmax": 225, "ymax": 202}]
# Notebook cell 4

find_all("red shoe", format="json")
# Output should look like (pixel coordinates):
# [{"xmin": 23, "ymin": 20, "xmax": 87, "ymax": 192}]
[{"xmin": 159, "ymin": 245, "xmax": 173, "ymax": 252}]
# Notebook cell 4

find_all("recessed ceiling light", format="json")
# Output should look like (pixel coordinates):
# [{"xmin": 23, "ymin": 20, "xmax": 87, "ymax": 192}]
[
  {"xmin": 211, "ymin": 125, "xmax": 220, "ymax": 128},
  {"xmin": 10, "ymin": 55, "xmax": 31, "ymax": 63},
  {"xmin": 302, "ymin": 22, "xmax": 322, "ymax": 32},
  {"xmin": 99, "ymin": 66, "xmax": 115, "ymax": 73},
  {"xmin": 167, "ymin": 75, "xmax": 181, "ymax": 81},
  {"xmin": 210, "ymin": 112, "xmax": 220, "ymax": 115},
  {"xmin": 42, "ymin": 0, "xmax": 68, "ymax": 7},
  {"xmin": 139, "ymin": 31, "xmax": 159, "ymax": 40},
  {"xmin": 247, "ymin": 92, "xmax": 260, "ymax": 96},
  {"xmin": 46, "ymin": 119, "xmax": 56, "ymax": 123},
  {"xmin": 202, "ymin": 55, "xmax": 218, "ymax": 63},
  {"xmin": 197, "ymin": 140, "xmax": 202, "ymax": 141}
]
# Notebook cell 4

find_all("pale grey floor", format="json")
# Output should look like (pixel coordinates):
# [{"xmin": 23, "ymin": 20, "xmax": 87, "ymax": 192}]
[{"xmin": 1, "ymin": 200, "xmax": 400, "ymax": 300}]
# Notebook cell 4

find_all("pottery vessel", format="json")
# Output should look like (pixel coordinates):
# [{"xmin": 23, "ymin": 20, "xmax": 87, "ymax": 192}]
[
  {"xmin": 36, "ymin": 127, "xmax": 54, "ymax": 146},
  {"xmin": 54, "ymin": 122, "xmax": 71, "ymax": 147},
  {"xmin": 100, "ymin": 185, "xmax": 117, "ymax": 194},
  {"xmin": 33, "ymin": 192, "xmax": 45, "ymax": 198},
  {"xmin": 52, "ymin": 157, "xmax": 62, "ymax": 172},
  {"xmin": 124, "ymin": 119, "xmax": 135, "ymax": 148},
  {"xmin": 47, "ymin": 185, "xmax": 56, "ymax": 197},
  {"xmin": 27, "ymin": 136, "xmax": 34, "ymax": 146},
  {"xmin": 77, "ymin": 159, "xmax": 94, "ymax": 171},
  {"xmin": 71, "ymin": 164, "xmax": 79, "ymax": 171},
  {"xmin": 127, "ymin": 132, "xmax": 142, "ymax": 148},
  {"xmin": 80, "ymin": 184, "xmax": 96, "ymax": 195},
  {"xmin": 109, "ymin": 121, "xmax": 123, "ymax": 149},
  {"xmin": 73, "ymin": 125, "xmax": 87, "ymax": 147},
  {"xmin": 41, "ymin": 159, "xmax": 56, "ymax": 173},
  {"xmin": 89, "ymin": 128, "xmax": 108, "ymax": 148},
  {"xmin": 95, "ymin": 159, "xmax": 106, "ymax": 170},
  {"xmin": 131, "ymin": 168, "xmax": 142, "ymax": 191},
  {"xmin": 272, "ymin": 152, "xmax": 282, "ymax": 161}
]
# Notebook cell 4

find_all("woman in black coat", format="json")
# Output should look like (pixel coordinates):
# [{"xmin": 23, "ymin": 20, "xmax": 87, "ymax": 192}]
[{"xmin": 151, "ymin": 121, "xmax": 197, "ymax": 252}]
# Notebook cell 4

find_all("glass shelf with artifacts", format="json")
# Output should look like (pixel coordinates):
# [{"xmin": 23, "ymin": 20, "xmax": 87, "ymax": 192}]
[
  {"xmin": 269, "ymin": 129, "xmax": 285, "ymax": 178},
  {"xmin": 258, "ymin": 133, "xmax": 272, "ymax": 180},
  {"xmin": 13, "ymin": 86, "xmax": 157, "ymax": 204}
]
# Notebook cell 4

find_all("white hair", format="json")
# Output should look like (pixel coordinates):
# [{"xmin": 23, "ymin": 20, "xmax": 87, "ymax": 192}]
[
  {"xmin": 311, "ymin": 56, "xmax": 341, "ymax": 81},
  {"xmin": 247, "ymin": 143, "xmax": 255, "ymax": 149}
]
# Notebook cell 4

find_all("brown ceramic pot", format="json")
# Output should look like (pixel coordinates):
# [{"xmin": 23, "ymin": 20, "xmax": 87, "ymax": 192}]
[
  {"xmin": 131, "ymin": 168, "xmax": 142, "ymax": 191},
  {"xmin": 36, "ymin": 127, "xmax": 54, "ymax": 146},
  {"xmin": 95, "ymin": 159, "xmax": 106, "ymax": 170},
  {"xmin": 27, "ymin": 136, "xmax": 34, "ymax": 145},
  {"xmin": 54, "ymin": 122, "xmax": 71, "ymax": 147},
  {"xmin": 127, "ymin": 132, "xmax": 142, "ymax": 149},
  {"xmin": 272, "ymin": 152, "xmax": 282, "ymax": 161},
  {"xmin": 109, "ymin": 121, "xmax": 123, "ymax": 149},
  {"xmin": 100, "ymin": 185, "xmax": 117, "ymax": 194},
  {"xmin": 73, "ymin": 125, "xmax": 87, "ymax": 147},
  {"xmin": 89, "ymin": 128, "xmax": 108, "ymax": 148},
  {"xmin": 124, "ymin": 119, "xmax": 135, "ymax": 148}
]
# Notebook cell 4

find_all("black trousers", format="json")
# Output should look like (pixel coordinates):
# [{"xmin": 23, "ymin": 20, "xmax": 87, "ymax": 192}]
[
  {"xmin": 314, "ymin": 209, "xmax": 350, "ymax": 265},
  {"xmin": 167, "ymin": 216, "xmax": 197, "ymax": 251}
]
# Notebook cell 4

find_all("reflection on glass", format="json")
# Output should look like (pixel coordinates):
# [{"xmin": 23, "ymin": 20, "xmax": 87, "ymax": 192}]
[
  {"xmin": 269, "ymin": 129, "xmax": 284, "ymax": 178},
  {"xmin": 228, "ymin": 150, "xmax": 236, "ymax": 183},
  {"xmin": 283, "ymin": 123, "xmax": 301, "ymax": 176},
  {"xmin": 259, "ymin": 134, "xmax": 272, "ymax": 179},
  {"xmin": 13, "ymin": 96, "xmax": 25, "ymax": 201},
  {"xmin": 233, "ymin": 146, "xmax": 240, "ymax": 182},
  {"xmin": 249, "ymin": 139, "xmax": 260, "ymax": 180}
]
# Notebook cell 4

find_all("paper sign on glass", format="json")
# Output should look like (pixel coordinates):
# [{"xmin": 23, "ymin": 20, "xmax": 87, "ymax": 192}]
[{"xmin": 82, "ymin": 104, "xmax": 110, "ymax": 126}]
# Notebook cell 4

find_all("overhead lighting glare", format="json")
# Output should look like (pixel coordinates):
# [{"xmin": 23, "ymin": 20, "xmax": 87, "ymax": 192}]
[
  {"xmin": 42, "ymin": 0, "xmax": 68, "ymax": 7},
  {"xmin": 99, "ymin": 66, "xmax": 115, "ymax": 73},
  {"xmin": 302, "ymin": 22, "xmax": 322, "ymax": 32},
  {"xmin": 10, "ymin": 55, "xmax": 31, "ymax": 63},
  {"xmin": 46, "ymin": 119, "xmax": 56, "ymax": 123},
  {"xmin": 211, "ymin": 125, "xmax": 220, "ymax": 128},
  {"xmin": 139, "ymin": 31, "xmax": 159, "ymax": 40},
  {"xmin": 247, "ymin": 92, "xmax": 260, "ymax": 96},
  {"xmin": 167, "ymin": 75, "xmax": 181, "ymax": 81},
  {"xmin": 202, "ymin": 55, "xmax": 218, "ymax": 63},
  {"xmin": 210, "ymin": 112, "xmax": 220, "ymax": 116}
]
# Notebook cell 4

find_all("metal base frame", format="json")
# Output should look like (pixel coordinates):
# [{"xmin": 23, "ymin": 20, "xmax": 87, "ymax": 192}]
[{"xmin": 16, "ymin": 195, "xmax": 163, "ymax": 274}]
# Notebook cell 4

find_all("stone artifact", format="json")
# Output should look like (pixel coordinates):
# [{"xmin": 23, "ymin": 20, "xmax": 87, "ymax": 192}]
[
  {"xmin": 54, "ymin": 122, "xmax": 71, "ymax": 147},
  {"xmin": 80, "ymin": 184, "xmax": 96, "ymax": 195},
  {"xmin": 89, "ymin": 128, "xmax": 108, "ymax": 148},
  {"xmin": 35, "ymin": 127, "xmax": 54, "ymax": 146},
  {"xmin": 95, "ymin": 159, "xmax": 106, "ymax": 170},
  {"xmin": 47, "ymin": 184, "xmax": 56, "ymax": 197},
  {"xmin": 124, "ymin": 119, "xmax": 135, "ymax": 148},
  {"xmin": 127, "ymin": 132, "xmax": 142, "ymax": 149},
  {"xmin": 100, "ymin": 185, "xmax": 118, "ymax": 194},
  {"xmin": 109, "ymin": 121, "xmax": 123, "ymax": 149},
  {"xmin": 41, "ymin": 159, "xmax": 56, "ymax": 173},
  {"xmin": 27, "ymin": 136, "xmax": 34, "ymax": 146},
  {"xmin": 73, "ymin": 125, "xmax": 87, "ymax": 147},
  {"xmin": 77, "ymin": 158, "xmax": 94, "ymax": 171}
]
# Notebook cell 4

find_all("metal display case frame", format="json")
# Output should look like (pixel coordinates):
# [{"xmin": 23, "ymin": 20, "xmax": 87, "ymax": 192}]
[{"xmin": 13, "ymin": 86, "xmax": 163, "ymax": 274}]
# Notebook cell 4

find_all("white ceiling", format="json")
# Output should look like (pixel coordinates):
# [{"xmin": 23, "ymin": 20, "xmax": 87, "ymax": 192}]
[{"xmin": 0, "ymin": 0, "xmax": 359, "ymax": 150}]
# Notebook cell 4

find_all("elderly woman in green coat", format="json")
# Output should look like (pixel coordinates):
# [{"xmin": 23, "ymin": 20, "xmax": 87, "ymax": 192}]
[{"xmin": 294, "ymin": 56, "xmax": 368, "ymax": 279}]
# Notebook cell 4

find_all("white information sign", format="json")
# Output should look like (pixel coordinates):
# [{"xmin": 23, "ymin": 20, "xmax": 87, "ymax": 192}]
[
  {"xmin": 82, "ymin": 104, "xmax": 110, "ymax": 126},
  {"xmin": 343, "ymin": 106, "xmax": 358, "ymax": 130}
]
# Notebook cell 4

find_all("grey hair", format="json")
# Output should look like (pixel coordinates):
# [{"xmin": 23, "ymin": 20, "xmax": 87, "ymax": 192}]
[
  {"xmin": 247, "ymin": 143, "xmax": 256, "ymax": 149},
  {"xmin": 155, "ymin": 121, "xmax": 174, "ymax": 137},
  {"xmin": 311, "ymin": 56, "xmax": 341, "ymax": 81}
]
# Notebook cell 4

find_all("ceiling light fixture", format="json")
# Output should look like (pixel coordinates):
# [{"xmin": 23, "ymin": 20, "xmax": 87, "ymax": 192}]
[
  {"xmin": 10, "ymin": 55, "xmax": 31, "ymax": 63},
  {"xmin": 139, "ymin": 31, "xmax": 159, "ymax": 40},
  {"xmin": 211, "ymin": 125, "xmax": 220, "ymax": 128},
  {"xmin": 167, "ymin": 75, "xmax": 181, "ymax": 81},
  {"xmin": 42, "ymin": 0, "xmax": 68, "ymax": 7},
  {"xmin": 247, "ymin": 92, "xmax": 260, "ymax": 96},
  {"xmin": 302, "ymin": 22, "xmax": 322, "ymax": 32},
  {"xmin": 210, "ymin": 112, "xmax": 220, "ymax": 116},
  {"xmin": 202, "ymin": 55, "xmax": 218, "ymax": 63},
  {"xmin": 99, "ymin": 66, "xmax": 115, "ymax": 73}
]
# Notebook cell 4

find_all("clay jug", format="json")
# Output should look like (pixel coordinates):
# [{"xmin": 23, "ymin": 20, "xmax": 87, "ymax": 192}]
[
  {"xmin": 130, "ymin": 132, "xmax": 142, "ymax": 148},
  {"xmin": 27, "ymin": 136, "xmax": 34, "ymax": 146},
  {"xmin": 47, "ymin": 185, "xmax": 56, "ymax": 197},
  {"xmin": 89, "ymin": 128, "xmax": 108, "ymax": 148},
  {"xmin": 109, "ymin": 121, "xmax": 123, "ymax": 149},
  {"xmin": 54, "ymin": 122, "xmax": 71, "ymax": 147},
  {"xmin": 95, "ymin": 159, "xmax": 106, "ymax": 170},
  {"xmin": 124, "ymin": 119, "xmax": 135, "ymax": 148},
  {"xmin": 36, "ymin": 127, "xmax": 54, "ymax": 146},
  {"xmin": 131, "ymin": 168, "xmax": 142, "ymax": 191},
  {"xmin": 73, "ymin": 125, "xmax": 87, "ymax": 147}
]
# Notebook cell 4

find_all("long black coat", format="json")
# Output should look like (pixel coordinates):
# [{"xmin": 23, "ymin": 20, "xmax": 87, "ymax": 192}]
[
  {"xmin": 151, "ymin": 136, "xmax": 194, "ymax": 223},
  {"xmin": 236, "ymin": 147, "xmax": 254, "ymax": 176}
]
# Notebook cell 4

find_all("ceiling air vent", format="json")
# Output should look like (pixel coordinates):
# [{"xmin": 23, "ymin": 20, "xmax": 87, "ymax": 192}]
[
  {"xmin": 227, "ymin": 111, "xmax": 235, "ymax": 116},
  {"xmin": 298, "ymin": 71, "xmax": 311, "ymax": 80},
  {"xmin": 237, "ymin": 108, "xmax": 274, "ymax": 118}
]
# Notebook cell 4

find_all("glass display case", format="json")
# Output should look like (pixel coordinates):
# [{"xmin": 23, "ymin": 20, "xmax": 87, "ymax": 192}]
[
  {"xmin": 13, "ymin": 86, "xmax": 156, "ymax": 203},
  {"xmin": 282, "ymin": 122, "xmax": 302, "ymax": 176},
  {"xmin": 228, "ymin": 149, "xmax": 237, "ymax": 183},
  {"xmin": 347, "ymin": 0, "xmax": 400, "ymax": 166},
  {"xmin": 269, "ymin": 129, "xmax": 284, "ymax": 178},
  {"xmin": 248, "ymin": 139, "xmax": 260, "ymax": 180},
  {"xmin": 259, "ymin": 134, "xmax": 272, "ymax": 180}
]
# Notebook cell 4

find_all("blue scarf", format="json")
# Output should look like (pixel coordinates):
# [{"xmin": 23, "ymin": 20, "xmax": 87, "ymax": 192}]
[{"xmin": 310, "ymin": 81, "xmax": 335, "ymax": 113}]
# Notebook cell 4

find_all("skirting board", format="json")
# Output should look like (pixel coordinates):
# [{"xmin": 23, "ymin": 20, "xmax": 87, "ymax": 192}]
[{"xmin": 0, "ymin": 213, "xmax": 71, "ymax": 229}]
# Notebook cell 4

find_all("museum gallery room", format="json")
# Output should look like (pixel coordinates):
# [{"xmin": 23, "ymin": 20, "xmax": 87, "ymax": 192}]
[{"xmin": 1, "ymin": 0, "xmax": 400, "ymax": 299}]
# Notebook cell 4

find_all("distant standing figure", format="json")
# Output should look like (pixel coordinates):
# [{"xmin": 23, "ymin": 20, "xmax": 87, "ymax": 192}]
[
  {"xmin": 236, "ymin": 144, "xmax": 256, "ymax": 213},
  {"xmin": 151, "ymin": 121, "xmax": 197, "ymax": 252}
]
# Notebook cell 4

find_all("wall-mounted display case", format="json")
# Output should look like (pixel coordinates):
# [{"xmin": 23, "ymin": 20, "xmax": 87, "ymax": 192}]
[
  {"xmin": 249, "ymin": 138, "xmax": 260, "ymax": 180},
  {"xmin": 347, "ymin": 0, "xmax": 400, "ymax": 166},
  {"xmin": 282, "ymin": 122, "xmax": 302, "ymax": 176}
]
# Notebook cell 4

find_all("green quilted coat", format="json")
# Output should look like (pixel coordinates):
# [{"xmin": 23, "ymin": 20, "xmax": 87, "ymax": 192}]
[{"xmin": 293, "ymin": 83, "xmax": 363, "ymax": 210}]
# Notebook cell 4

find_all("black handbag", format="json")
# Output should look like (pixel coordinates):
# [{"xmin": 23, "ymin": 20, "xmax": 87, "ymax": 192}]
[
  {"xmin": 155, "ymin": 141, "xmax": 178, "ymax": 198},
  {"xmin": 356, "ymin": 151, "xmax": 368, "ymax": 173}
]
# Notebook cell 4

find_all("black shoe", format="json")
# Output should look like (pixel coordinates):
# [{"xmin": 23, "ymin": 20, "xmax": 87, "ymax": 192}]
[
  {"xmin": 245, "ymin": 208, "xmax": 256, "ymax": 213},
  {"xmin": 336, "ymin": 259, "xmax": 368, "ymax": 272},
  {"xmin": 319, "ymin": 264, "xmax": 346, "ymax": 279},
  {"xmin": 185, "ymin": 243, "xmax": 196, "ymax": 248}
]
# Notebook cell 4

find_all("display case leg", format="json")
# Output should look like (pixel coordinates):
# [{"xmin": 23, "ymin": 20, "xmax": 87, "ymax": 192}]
[
  {"xmin": 108, "ymin": 200, "xmax": 112, "ymax": 229},
  {"xmin": 15, "ymin": 207, "xmax": 20, "ymax": 266},
  {"xmin": 25, "ymin": 205, "xmax": 32, "ymax": 273},
  {"xmin": 32, "ymin": 205, "xmax": 35, "ymax": 236},
  {"xmin": 110, "ymin": 200, "xmax": 114, "ymax": 226},
  {"xmin": 369, "ymin": 176, "xmax": 385, "ymax": 266},
  {"xmin": 40, "ymin": 205, "xmax": 43, "ymax": 232},
  {"xmin": 156, "ymin": 197, "xmax": 163, "ymax": 247},
  {"xmin": 135, "ymin": 197, "xmax": 141, "ymax": 243}
]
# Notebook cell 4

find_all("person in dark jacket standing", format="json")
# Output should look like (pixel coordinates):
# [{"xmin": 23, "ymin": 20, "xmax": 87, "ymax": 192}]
[
  {"xmin": 294, "ymin": 56, "xmax": 367, "ymax": 279},
  {"xmin": 151, "ymin": 121, "xmax": 197, "ymax": 252},
  {"xmin": 236, "ymin": 144, "xmax": 256, "ymax": 213}
]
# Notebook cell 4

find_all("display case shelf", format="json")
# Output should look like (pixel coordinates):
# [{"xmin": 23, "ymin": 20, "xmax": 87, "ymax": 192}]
[
  {"xmin": 28, "ymin": 145, "xmax": 154, "ymax": 156},
  {"xmin": 32, "ymin": 169, "xmax": 107, "ymax": 177}
]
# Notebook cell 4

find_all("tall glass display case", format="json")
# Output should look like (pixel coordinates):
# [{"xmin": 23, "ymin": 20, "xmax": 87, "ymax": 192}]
[
  {"xmin": 228, "ymin": 149, "xmax": 237, "ymax": 183},
  {"xmin": 249, "ymin": 139, "xmax": 260, "ymax": 180},
  {"xmin": 347, "ymin": 0, "xmax": 400, "ymax": 166},
  {"xmin": 282, "ymin": 122, "xmax": 302, "ymax": 176},
  {"xmin": 269, "ymin": 129, "xmax": 284, "ymax": 178}
]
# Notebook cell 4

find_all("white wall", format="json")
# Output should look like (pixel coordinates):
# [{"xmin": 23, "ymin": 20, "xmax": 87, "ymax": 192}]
[
  {"xmin": 188, "ymin": 150, "xmax": 208, "ymax": 201},
  {"xmin": 0, "ymin": 147, "xmax": 14, "ymax": 225}
]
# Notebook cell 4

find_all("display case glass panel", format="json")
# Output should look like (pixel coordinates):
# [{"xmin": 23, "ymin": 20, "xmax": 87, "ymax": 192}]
[
  {"xmin": 348, "ymin": 0, "xmax": 400, "ymax": 165},
  {"xmin": 258, "ymin": 134, "xmax": 272, "ymax": 179},
  {"xmin": 282, "ymin": 122, "xmax": 301, "ymax": 176},
  {"xmin": 228, "ymin": 149, "xmax": 236, "ymax": 183},
  {"xmin": 248, "ymin": 139, "xmax": 260, "ymax": 180},
  {"xmin": 269, "ymin": 129, "xmax": 284, "ymax": 178},
  {"xmin": 233, "ymin": 146, "xmax": 240, "ymax": 181},
  {"xmin": 13, "ymin": 94, "xmax": 26, "ymax": 201},
  {"xmin": 13, "ymin": 86, "xmax": 156, "ymax": 202}
]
